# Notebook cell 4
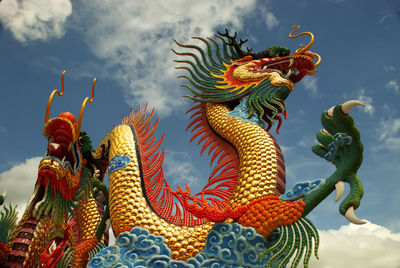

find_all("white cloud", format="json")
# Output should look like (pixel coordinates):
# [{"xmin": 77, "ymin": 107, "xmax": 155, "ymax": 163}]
[
  {"xmin": 264, "ymin": 12, "xmax": 279, "ymax": 30},
  {"xmin": 386, "ymin": 80, "xmax": 399, "ymax": 95},
  {"xmin": 355, "ymin": 88, "xmax": 374, "ymax": 115},
  {"xmin": 379, "ymin": 118, "xmax": 400, "ymax": 141},
  {"xmin": 73, "ymin": 0, "xmax": 260, "ymax": 115},
  {"xmin": 373, "ymin": 118, "xmax": 400, "ymax": 151},
  {"xmin": 341, "ymin": 88, "xmax": 374, "ymax": 115},
  {"xmin": 378, "ymin": 12, "xmax": 392, "ymax": 24},
  {"xmin": 384, "ymin": 65, "xmax": 395, "ymax": 72},
  {"xmin": 0, "ymin": 157, "xmax": 41, "ymax": 205},
  {"xmin": 163, "ymin": 150, "xmax": 200, "ymax": 188},
  {"xmin": 0, "ymin": 0, "xmax": 72, "ymax": 43},
  {"xmin": 279, "ymin": 145, "xmax": 294, "ymax": 155},
  {"xmin": 307, "ymin": 221, "xmax": 400, "ymax": 268},
  {"xmin": 302, "ymin": 76, "xmax": 319, "ymax": 98},
  {"xmin": 297, "ymin": 133, "xmax": 316, "ymax": 148},
  {"xmin": 0, "ymin": 124, "xmax": 6, "ymax": 135}
]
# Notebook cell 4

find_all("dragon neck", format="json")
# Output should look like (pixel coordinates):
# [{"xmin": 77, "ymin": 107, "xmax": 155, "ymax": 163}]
[{"xmin": 205, "ymin": 103, "xmax": 285, "ymax": 206}]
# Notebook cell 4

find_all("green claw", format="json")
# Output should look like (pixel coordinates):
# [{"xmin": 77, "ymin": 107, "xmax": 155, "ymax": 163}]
[{"xmin": 303, "ymin": 101, "xmax": 365, "ymax": 224}]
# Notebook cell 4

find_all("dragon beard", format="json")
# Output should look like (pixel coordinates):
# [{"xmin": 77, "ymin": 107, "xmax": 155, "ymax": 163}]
[
  {"xmin": 225, "ymin": 79, "xmax": 291, "ymax": 134},
  {"xmin": 244, "ymin": 81, "xmax": 290, "ymax": 133}
]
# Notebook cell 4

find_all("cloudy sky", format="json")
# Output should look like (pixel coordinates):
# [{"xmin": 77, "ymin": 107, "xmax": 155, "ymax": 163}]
[{"xmin": 0, "ymin": 0, "xmax": 399, "ymax": 266}]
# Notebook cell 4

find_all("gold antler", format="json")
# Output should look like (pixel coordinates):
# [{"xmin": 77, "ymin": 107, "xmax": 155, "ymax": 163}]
[
  {"xmin": 76, "ymin": 77, "xmax": 96, "ymax": 139},
  {"xmin": 289, "ymin": 25, "xmax": 314, "ymax": 55},
  {"xmin": 45, "ymin": 70, "xmax": 66, "ymax": 124}
]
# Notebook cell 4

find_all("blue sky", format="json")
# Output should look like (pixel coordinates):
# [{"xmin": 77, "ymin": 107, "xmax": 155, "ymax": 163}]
[{"xmin": 0, "ymin": 0, "xmax": 400, "ymax": 266}]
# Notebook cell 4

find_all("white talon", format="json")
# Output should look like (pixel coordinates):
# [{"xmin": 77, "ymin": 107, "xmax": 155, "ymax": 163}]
[
  {"xmin": 327, "ymin": 106, "xmax": 334, "ymax": 117},
  {"xmin": 341, "ymin": 100, "xmax": 365, "ymax": 114},
  {"xmin": 2, "ymin": 190, "xmax": 6, "ymax": 198},
  {"xmin": 327, "ymin": 100, "xmax": 365, "ymax": 116},
  {"xmin": 344, "ymin": 206, "xmax": 366, "ymax": 224},
  {"xmin": 334, "ymin": 181, "xmax": 344, "ymax": 202}
]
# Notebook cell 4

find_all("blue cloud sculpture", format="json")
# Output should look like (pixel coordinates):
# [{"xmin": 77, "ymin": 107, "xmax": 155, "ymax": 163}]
[{"xmin": 88, "ymin": 222, "xmax": 279, "ymax": 268}]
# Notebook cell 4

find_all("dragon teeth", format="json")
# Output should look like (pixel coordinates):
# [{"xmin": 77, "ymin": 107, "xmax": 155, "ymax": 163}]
[
  {"xmin": 289, "ymin": 58, "xmax": 294, "ymax": 67},
  {"xmin": 49, "ymin": 143, "xmax": 60, "ymax": 150}
]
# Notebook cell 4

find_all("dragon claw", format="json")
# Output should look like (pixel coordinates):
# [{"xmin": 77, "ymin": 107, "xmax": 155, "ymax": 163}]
[
  {"xmin": 334, "ymin": 181, "xmax": 344, "ymax": 202},
  {"xmin": 305, "ymin": 102, "xmax": 364, "ymax": 219},
  {"xmin": 344, "ymin": 206, "xmax": 366, "ymax": 225}
]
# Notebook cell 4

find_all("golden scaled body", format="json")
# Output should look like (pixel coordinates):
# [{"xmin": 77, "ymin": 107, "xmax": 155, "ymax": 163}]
[
  {"xmin": 23, "ymin": 216, "xmax": 57, "ymax": 267},
  {"xmin": 206, "ymin": 103, "xmax": 282, "ymax": 206},
  {"xmin": 99, "ymin": 102, "xmax": 282, "ymax": 260},
  {"xmin": 98, "ymin": 124, "xmax": 212, "ymax": 260},
  {"xmin": 75, "ymin": 197, "xmax": 102, "ymax": 240}
]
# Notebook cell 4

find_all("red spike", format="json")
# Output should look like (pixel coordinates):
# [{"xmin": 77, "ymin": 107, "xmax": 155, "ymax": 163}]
[
  {"xmin": 143, "ymin": 135, "xmax": 156, "ymax": 150},
  {"xmin": 203, "ymin": 170, "xmax": 237, "ymax": 190},
  {"xmin": 190, "ymin": 122, "xmax": 206, "ymax": 133},
  {"xmin": 210, "ymin": 146, "xmax": 223, "ymax": 166},
  {"xmin": 185, "ymin": 116, "xmax": 203, "ymax": 131},
  {"xmin": 266, "ymin": 121, "xmax": 272, "ymax": 132},
  {"xmin": 275, "ymin": 116, "xmax": 283, "ymax": 134},
  {"xmin": 200, "ymin": 139, "xmax": 214, "ymax": 156},
  {"xmin": 141, "ymin": 119, "xmax": 160, "ymax": 142},
  {"xmin": 143, "ymin": 150, "xmax": 164, "ymax": 178},
  {"xmin": 174, "ymin": 203, "xmax": 183, "ymax": 220},
  {"xmin": 189, "ymin": 110, "xmax": 203, "ymax": 119},
  {"xmin": 138, "ymin": 109, "xmax": 155, "ymax": 133},
  {"xmin": 197, "ymin": 133, "xmax": 210, "ymax": 145},
  {"xmin": 142, "ymin": 134, "xmax": 165, "ymax": 158},
  {"xmin": 208, "ymin": 142, "xmax": 219, "ymax": 157},
  {"xmin": 136, "ymin": 105, "xmax": 142, "ymax": 119},
  {"xmin": 139, "ymin": 119, "xmax": 152, "ymax": 137},
  {"xmin": 209, "ymin": 154, "xmax": 234, "ymax": 179},
  {"xmin": 185, "ymin": 104, "xmax": 202, "ymax": 114},
  {"xmin": 129, "ymin": 101, "xmax": 241, "ymax": 226},
  {"xmin": 189, "ymin": 128, "xmax": 207, "ymax": 143},
  {"xmin": 146, "ymin": 173, "xmax": 164, "ymax": 201}
]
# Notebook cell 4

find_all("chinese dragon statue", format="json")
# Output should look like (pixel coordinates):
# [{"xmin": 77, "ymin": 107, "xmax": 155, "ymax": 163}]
[{"xmin": 0, "ymin": 26, "xmax": 365, "ymax": 267}]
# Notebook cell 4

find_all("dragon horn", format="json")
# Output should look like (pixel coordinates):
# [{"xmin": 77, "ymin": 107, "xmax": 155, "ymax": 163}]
[
  {"xmin": 218, "ymin": 28, "xmax": 249, "ymax": 58},
  {"xmin": 76, "ymin": 77, "xmax": 96, "ymax": 140},
  {"xmin": 45, "ymin": 70, "xmax": 66, "ymax": 124},
  {"xmin": 289, "ymin": 25, "xmax": 314, "ymax": 55},
  {"xmin": 313, "ymin": 52, "xmax": 322, "ymax": 66}
]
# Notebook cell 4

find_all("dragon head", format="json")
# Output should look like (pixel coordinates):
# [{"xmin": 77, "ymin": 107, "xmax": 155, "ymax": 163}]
[
  {"xmin": 26, "ymin": 72, "xmax": 96, "ymax": 225},
  {"xmin": 175, "ymin": 25, "xmax": 320, "ymax": 132}
]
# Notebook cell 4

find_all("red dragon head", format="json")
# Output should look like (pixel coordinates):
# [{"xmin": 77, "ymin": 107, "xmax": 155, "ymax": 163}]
[{"xmin": 26, "ymin": 72, "xmax": 96, "ymax": 225}]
